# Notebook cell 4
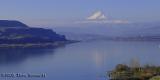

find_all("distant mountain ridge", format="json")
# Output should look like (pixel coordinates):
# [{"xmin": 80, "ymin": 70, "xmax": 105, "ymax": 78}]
[{"xmin": 53, "ymin": 23, "xmax": 160, "ymax": 41}]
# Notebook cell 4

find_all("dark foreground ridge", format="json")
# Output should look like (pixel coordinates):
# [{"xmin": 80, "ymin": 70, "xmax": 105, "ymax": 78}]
[{"xmin": 0, "ymin": 20, "xmax": 74, "ymax": 48}]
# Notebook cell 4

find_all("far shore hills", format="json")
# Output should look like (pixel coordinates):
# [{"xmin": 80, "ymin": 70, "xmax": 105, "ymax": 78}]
[
  {"xmin": 1, "ymin": 20, "xmax": 160, "ymax": 48},
  {"xmin": 0, "ymin": 20, "xmax": 76, "ymax": 48}
]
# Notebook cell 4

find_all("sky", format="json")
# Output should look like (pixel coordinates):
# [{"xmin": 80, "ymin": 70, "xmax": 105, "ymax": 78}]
[{"xmin": 0, "ymin": 0, "xmax": 160, "ymax": 26}]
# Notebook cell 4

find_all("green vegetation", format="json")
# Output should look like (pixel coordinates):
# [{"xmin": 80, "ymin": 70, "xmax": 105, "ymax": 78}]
[
  {"xmin": 108, "ymin": 63, "xmax": 160, "ymax": 80},
  {"xmin": 150, "ymin": 76, "xmax": 160, "ymax": 80}
]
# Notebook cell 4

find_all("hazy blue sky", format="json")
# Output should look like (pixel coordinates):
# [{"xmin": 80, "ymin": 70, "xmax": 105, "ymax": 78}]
[{"xmin": 0, "ymin": 0, "xmax": 160, "ymax": 26}]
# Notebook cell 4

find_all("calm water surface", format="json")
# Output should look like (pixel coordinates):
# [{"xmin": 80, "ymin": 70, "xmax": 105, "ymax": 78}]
[{"xmin": 0, "ymin": 40, "xmax": 160, "ymax": 80}]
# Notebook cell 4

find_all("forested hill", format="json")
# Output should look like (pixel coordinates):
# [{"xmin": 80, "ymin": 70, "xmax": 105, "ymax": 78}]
[
  {"xmin": 0, "ymin": 20, "xmax": 28, "ymax": 28},
  {"xmin": 0, "ymin": 20, "xmax": 68, "ymax": 47}
]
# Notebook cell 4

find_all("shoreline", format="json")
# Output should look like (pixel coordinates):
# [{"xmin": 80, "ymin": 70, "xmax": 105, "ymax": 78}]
[{"xmin": 0, "ymin": 40, "xmax": 79, "ymax": 48}]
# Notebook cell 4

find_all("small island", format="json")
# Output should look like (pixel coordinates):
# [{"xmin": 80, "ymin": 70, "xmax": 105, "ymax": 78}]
[{"xmin": 0, "ymin": 20, "xmax": 74, "ymax": 48}]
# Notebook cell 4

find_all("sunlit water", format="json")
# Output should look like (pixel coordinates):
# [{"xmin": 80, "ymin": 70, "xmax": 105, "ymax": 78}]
[{"xmin": 0, "ymin": 40, "xmax": 160, "ymax": 80}]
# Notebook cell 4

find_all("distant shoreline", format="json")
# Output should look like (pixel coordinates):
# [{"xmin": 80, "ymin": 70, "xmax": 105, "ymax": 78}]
[{"xmin": 0, "ymin": 40, "xmax": 78, "ymax": 48}]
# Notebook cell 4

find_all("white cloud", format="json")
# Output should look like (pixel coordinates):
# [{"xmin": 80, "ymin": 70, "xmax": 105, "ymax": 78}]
[{"xmin": 87, "ymin": 11, "xmax": 107, "ymax": 20}]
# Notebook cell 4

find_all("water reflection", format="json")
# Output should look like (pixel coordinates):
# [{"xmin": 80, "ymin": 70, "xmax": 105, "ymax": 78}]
[
  {"xmin": 0, "ymin": 47, "xmax": 64, "ymax": 65},
  {"xmin": 92, "ymin": 51, "xmax": 104, "ymax": 68}
]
